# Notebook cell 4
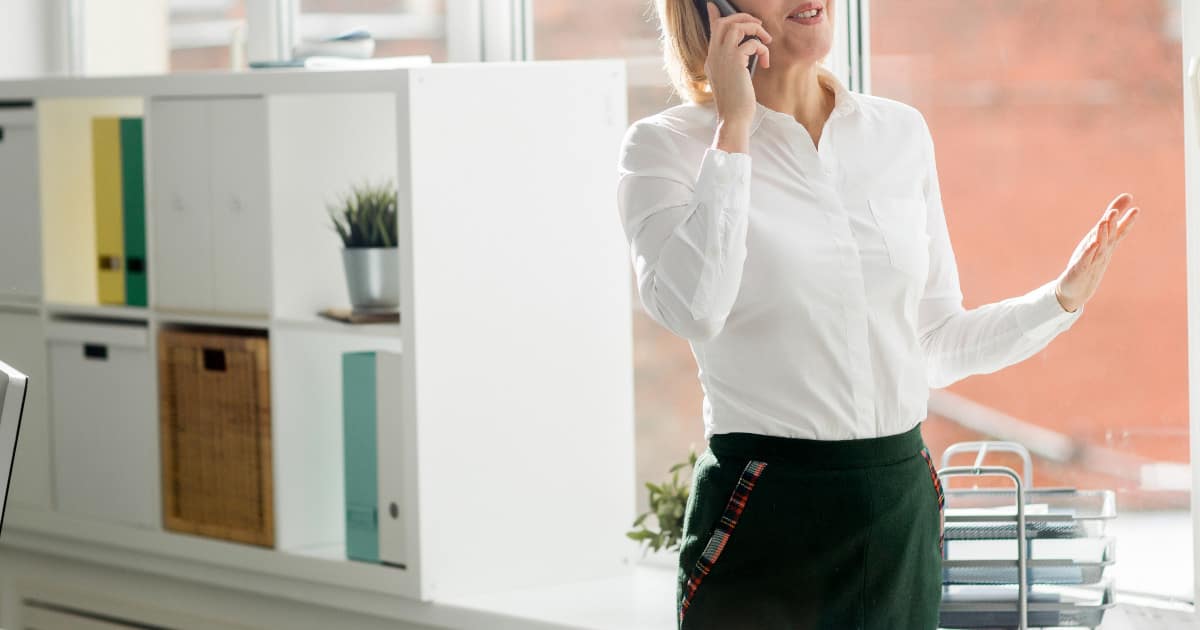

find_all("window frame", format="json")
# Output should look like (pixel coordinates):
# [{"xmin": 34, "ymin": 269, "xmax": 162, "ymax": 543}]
[
  {"xmin": 61, "ymin": 0, "xmax": 530, "ymax": 71},
  {"xmin": 1183, "ymin": 0, "xmax": 1200, "ymax": 616}
]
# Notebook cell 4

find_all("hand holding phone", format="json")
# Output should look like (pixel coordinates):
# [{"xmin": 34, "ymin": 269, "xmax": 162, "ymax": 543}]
[
  {"xmin": 707, "ymin": 0, "xmax": 764, "ymax": 76},
  {"xmin": 699, "ymin": 1, "xmax": 771, "ymax": 134}
]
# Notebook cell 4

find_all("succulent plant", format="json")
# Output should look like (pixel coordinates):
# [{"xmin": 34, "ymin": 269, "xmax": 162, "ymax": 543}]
[{"xmin": 329, "ymin": 179, "xmax": 398, "ymax": 248}]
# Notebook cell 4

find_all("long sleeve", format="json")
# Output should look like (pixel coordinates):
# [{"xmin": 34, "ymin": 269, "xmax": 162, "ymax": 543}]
[
  {"xmin": 915, "ymin": 113, "xmax": 1084, "ymax": 389},
  {"xmin": 616, "ymin": 121, "xmax": 752, "ymax": 342}
]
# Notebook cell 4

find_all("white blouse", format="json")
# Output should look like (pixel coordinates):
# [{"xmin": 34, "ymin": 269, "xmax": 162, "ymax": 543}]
[{"xmin": 615, "ymin": 64, "xmax": 1084, "ymax": 441}]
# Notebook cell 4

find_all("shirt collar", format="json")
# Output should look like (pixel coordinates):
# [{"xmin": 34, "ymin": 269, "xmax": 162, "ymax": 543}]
[{"xmin": 744, "ymin": 64, "xmax": 860, "ymax": 136}]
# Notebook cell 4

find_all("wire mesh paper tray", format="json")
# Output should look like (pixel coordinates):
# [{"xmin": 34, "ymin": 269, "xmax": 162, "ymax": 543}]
[
  {"xmin": 943, "ymin": 537, "xmax": 1115, "ymax": 586},
  {"xmin": 936, "ymin": 441, "xmax": 1117, "ymax": 629},
  {"xmin": 938, "ymin": 582, "xmax": 1115, "ymax": 629},
  {"xmin": 944, "ymin": 488, "xmax": 1116, "ymax": 541}
]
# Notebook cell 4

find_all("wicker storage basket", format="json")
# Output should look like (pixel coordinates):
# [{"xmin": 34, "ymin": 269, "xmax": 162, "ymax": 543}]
[{"xmin": 158, "ymin": 328, "xmax": 273, "ymax": 547}]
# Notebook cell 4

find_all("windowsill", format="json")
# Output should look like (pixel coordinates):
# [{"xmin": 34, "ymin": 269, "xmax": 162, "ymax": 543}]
[
  {"xmin": 442, "ymin": 563, "xmax": 677, "ymax": 630},
  {"xmin": 0, "ymin": 507, "xmax": 679, "ymax": 630},
  {"xmin": 3, "ymin": 510, "xmax": 1195, "ymax": 630}
]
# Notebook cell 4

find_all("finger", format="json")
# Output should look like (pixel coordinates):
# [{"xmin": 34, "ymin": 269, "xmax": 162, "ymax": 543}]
[
  {"xmin": 737, "ymin": 39, "xmax": 767, "ymax": 63},
  {"xmin": 1107, "ymin": 192, "xmax": 1133, "ymax": 215},
  {"xmin": 722, "ymin": 21, "xmax": 767, "ymax": 47},
  {"xmin": 711, "ymin": 8, "xmax": 764, "ymax": 38},
  {"xmin": 1096, "ymin": 209, "xmax": 1117, "ymax": 238},
  {"xmin": 740, "ymin": 22, "xmax": 773, "ymax": 44},
  {"xmin": 1114, "ymin": 207, "xmax": 1139, "ymax": 243},
  {"xmin": 721, "ymin": 11, "xmax": 764, "ymax": 24}
]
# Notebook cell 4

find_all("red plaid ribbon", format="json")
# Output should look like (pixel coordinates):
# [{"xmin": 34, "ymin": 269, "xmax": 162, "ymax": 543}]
[
  {"xmin": 919, "ymin": 447, "xmax": 945, "ymax": 555},
  {"xmin": 678, "ymin": 459, "xmax": 768, "ymax": 625}
]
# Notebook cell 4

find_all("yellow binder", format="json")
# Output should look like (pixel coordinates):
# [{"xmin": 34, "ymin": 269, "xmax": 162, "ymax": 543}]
[{"xmin": 93, "ymin": 117, "xmax": 125, "ymax": 305}]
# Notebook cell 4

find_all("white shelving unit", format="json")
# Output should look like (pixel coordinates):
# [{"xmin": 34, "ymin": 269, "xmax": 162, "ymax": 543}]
[{"xmin": 0, "ymin": 61, "xmax": 635, "ymax": 629}]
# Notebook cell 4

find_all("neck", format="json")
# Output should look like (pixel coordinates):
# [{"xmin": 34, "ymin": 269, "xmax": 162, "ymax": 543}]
[{"xmin": 751, "ymin": 62, "xmax": 835, "ymax": 130}]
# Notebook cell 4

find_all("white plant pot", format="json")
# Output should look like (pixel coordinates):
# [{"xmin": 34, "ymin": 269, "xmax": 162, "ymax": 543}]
[{"xmin": 342, "ymin": 247, "xmax": 399, "ymax": 311}]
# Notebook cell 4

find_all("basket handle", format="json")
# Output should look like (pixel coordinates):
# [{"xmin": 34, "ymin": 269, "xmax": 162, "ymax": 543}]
[
  {"xmin": 938, "ymin": 464, "xmax": 1028, "ymax": 630},
  {"xmin": 941, "ymin": 441, "xmax": 1033, "ymax": 487}
]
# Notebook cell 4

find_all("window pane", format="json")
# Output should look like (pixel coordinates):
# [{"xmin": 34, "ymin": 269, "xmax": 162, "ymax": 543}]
[
  {"xmin": 169, "ymin": 0, "xmax": 245, "ymax": 71},
  {"xmin": 298, "ymin": 0, "xmax": 446, "ymax": 62},
  {"xmin": 870, "ymin": 0, "xmax": 1187, "ymax": 598}
]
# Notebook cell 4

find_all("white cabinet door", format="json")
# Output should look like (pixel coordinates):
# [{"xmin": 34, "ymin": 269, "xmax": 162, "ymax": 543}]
[
  {"xmin": 0, "ymin": 117, "xmax": 42, "ymax": 302},
  {"xmin": 209, "ymin": 98, "xmax": 271, "ymax": 316},
  {"xmin": 0, "ymin": 309, "xmax": 50, "ymax": 509},
  {"xmin": 49, "ymin": 321, "xmax": 159, "ymax": 529},
  {"xmin": 149, "ymin": 99, "xmax": 213, "ymax": 313}
]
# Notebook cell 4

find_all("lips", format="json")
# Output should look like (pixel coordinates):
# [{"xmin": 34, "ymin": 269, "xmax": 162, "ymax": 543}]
[{"xmin": 787, "ymin": 1, "xmax": 823, "ymax": 17}]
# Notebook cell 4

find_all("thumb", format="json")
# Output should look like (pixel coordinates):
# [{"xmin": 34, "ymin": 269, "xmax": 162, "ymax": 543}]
[{"xmin": 707, "ymin": 2, "xmax": 717, "ymax": 21}]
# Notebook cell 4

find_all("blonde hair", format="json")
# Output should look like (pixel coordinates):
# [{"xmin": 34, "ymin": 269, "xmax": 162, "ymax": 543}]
[{"xmin": 655, "ymin": 0, "xmax": 715, "ymax": 104}]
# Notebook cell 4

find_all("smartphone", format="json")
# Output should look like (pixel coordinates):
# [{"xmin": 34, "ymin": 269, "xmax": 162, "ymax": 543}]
[{"xmin": 706, "ymin": 0, "xmax": 761, "ymax": 75}]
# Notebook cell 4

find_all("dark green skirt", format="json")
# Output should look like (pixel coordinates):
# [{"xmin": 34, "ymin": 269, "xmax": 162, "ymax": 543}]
[{"xmin": 676, "ymin": 423, "xmax": 944, "ymax": 630}]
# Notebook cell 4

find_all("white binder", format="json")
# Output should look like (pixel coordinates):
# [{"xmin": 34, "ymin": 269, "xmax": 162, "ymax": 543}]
[{"xmin": 375, "ymin": 351, "xmax": 412, "ymax": 570}]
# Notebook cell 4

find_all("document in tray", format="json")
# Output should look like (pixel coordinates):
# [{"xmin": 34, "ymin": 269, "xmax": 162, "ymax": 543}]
[
  {"xmin": 942, "ymin": 586, "xmax": 1065, "ymax": 604},
  {"xmin": 942, "ymin": 583, "xmax": 1105, "ymax": 604},
  {"xmin": 946, "ymin": 503, "xmax": 1053, "ymax": 517}
]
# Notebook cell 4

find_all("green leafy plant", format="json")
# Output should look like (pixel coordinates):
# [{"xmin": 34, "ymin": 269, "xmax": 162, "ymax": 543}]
[
  {"xmin": 627, "ymin": 447, "xmax": 699, "ymax": 554},
  {"xmin": 329, "ymin": 179, "xmax": 399, "ymax": 248}
]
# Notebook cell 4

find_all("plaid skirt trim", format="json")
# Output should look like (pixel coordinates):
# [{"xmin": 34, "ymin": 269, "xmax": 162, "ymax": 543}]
[
  {"xmin": 678, "ymin": 459, "xmax": 768, "ymax": 625},
  {"xmin": 919, "ymin": 446, "xmax": 945, "ymax": 555}
]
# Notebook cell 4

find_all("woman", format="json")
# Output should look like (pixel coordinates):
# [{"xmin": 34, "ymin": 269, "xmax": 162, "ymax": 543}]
[{"xmin": 615, "ymin": 1, "xmax": 1139, "ymax": 628}]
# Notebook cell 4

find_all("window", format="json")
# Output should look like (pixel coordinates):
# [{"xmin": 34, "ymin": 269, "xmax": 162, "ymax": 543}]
[
  {"xmin": 298, "ymin": 0, "xmax": 447, "ymax": 62},
  {"xmin": 869, "ymin": 0, "xmax": 1189, "ymax": 600},
  {"xmin": 535, "ymin": 0, "xmax": 677, "ymax": 123},
  {"xmin": 169, "ymin": 0, "xmax": 247, "ymax": 71}
]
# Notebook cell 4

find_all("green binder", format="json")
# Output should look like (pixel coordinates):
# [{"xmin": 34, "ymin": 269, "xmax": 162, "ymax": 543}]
[
  {"xmin": 119, "ymin": 118, "xmax": 147, "ymax": 307},
  {"xmin": 343, "ymin": 352, "xmax": 380, "ymax": 563}
]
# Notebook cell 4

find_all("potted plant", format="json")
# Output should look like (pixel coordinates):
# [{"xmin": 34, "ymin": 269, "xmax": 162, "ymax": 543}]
[
  {"xmin": 627, "ymin": 447, "xmax": 699, "ymax": 564},
  {"xmin": 329, "ymin": 179, "xmax": 399, "ymax": 312}
]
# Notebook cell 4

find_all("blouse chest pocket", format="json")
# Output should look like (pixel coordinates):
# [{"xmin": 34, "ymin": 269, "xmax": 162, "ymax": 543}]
[{"xmin": 867, "ymin": 196, "xmax": 931, "ymax": 281}]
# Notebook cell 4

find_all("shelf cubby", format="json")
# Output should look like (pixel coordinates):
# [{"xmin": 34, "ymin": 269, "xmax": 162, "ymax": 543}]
[{"xmin": 37, "ymin": 97, "xmax": 145, "ymax": 307}]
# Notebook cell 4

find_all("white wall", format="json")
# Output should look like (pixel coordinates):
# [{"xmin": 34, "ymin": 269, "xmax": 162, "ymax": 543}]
[{"xmin": 0, "ymin": 0, "xmax": 53, "ymax": 78}]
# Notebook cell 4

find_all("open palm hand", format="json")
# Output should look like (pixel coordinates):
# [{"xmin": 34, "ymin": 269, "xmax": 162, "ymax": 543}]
[{"xmin": 1055, "ymin": 193, "xmax": 1140, "ymax": 312}]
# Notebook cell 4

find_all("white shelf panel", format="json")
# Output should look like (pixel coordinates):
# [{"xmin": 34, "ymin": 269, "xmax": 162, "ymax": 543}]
[
  {"xmin": 0, "ymin": 298, "xmax": 42, "ymax": 315},
  {"xmin": 0, "ymin": 65, "xmax": 434, "ymax": 100},
  {"xmin": 154, "ymin": 309, "xmax": 270, "ymax": 330},
  {"xmin": 271, "ymin": 315, "xmax": 403, "ymax": 340},
  {"xmin": 45, "ymin": 301, "xmax": 150, "ymax": 322}
]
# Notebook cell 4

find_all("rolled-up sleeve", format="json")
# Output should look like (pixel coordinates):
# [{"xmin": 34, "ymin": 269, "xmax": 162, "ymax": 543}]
[
  {"xmin": 914, "ymin": 112, "xmax": 1084, "ymax": 389},
  {"xmin": 616, "ymin": 121, "xmax": 752, "ymax": 342}
]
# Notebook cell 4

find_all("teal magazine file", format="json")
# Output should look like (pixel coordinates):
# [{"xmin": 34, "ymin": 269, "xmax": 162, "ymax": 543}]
[{"xmin": 343, "ymin": 351, "xmax": 379, "ymax": 563}]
